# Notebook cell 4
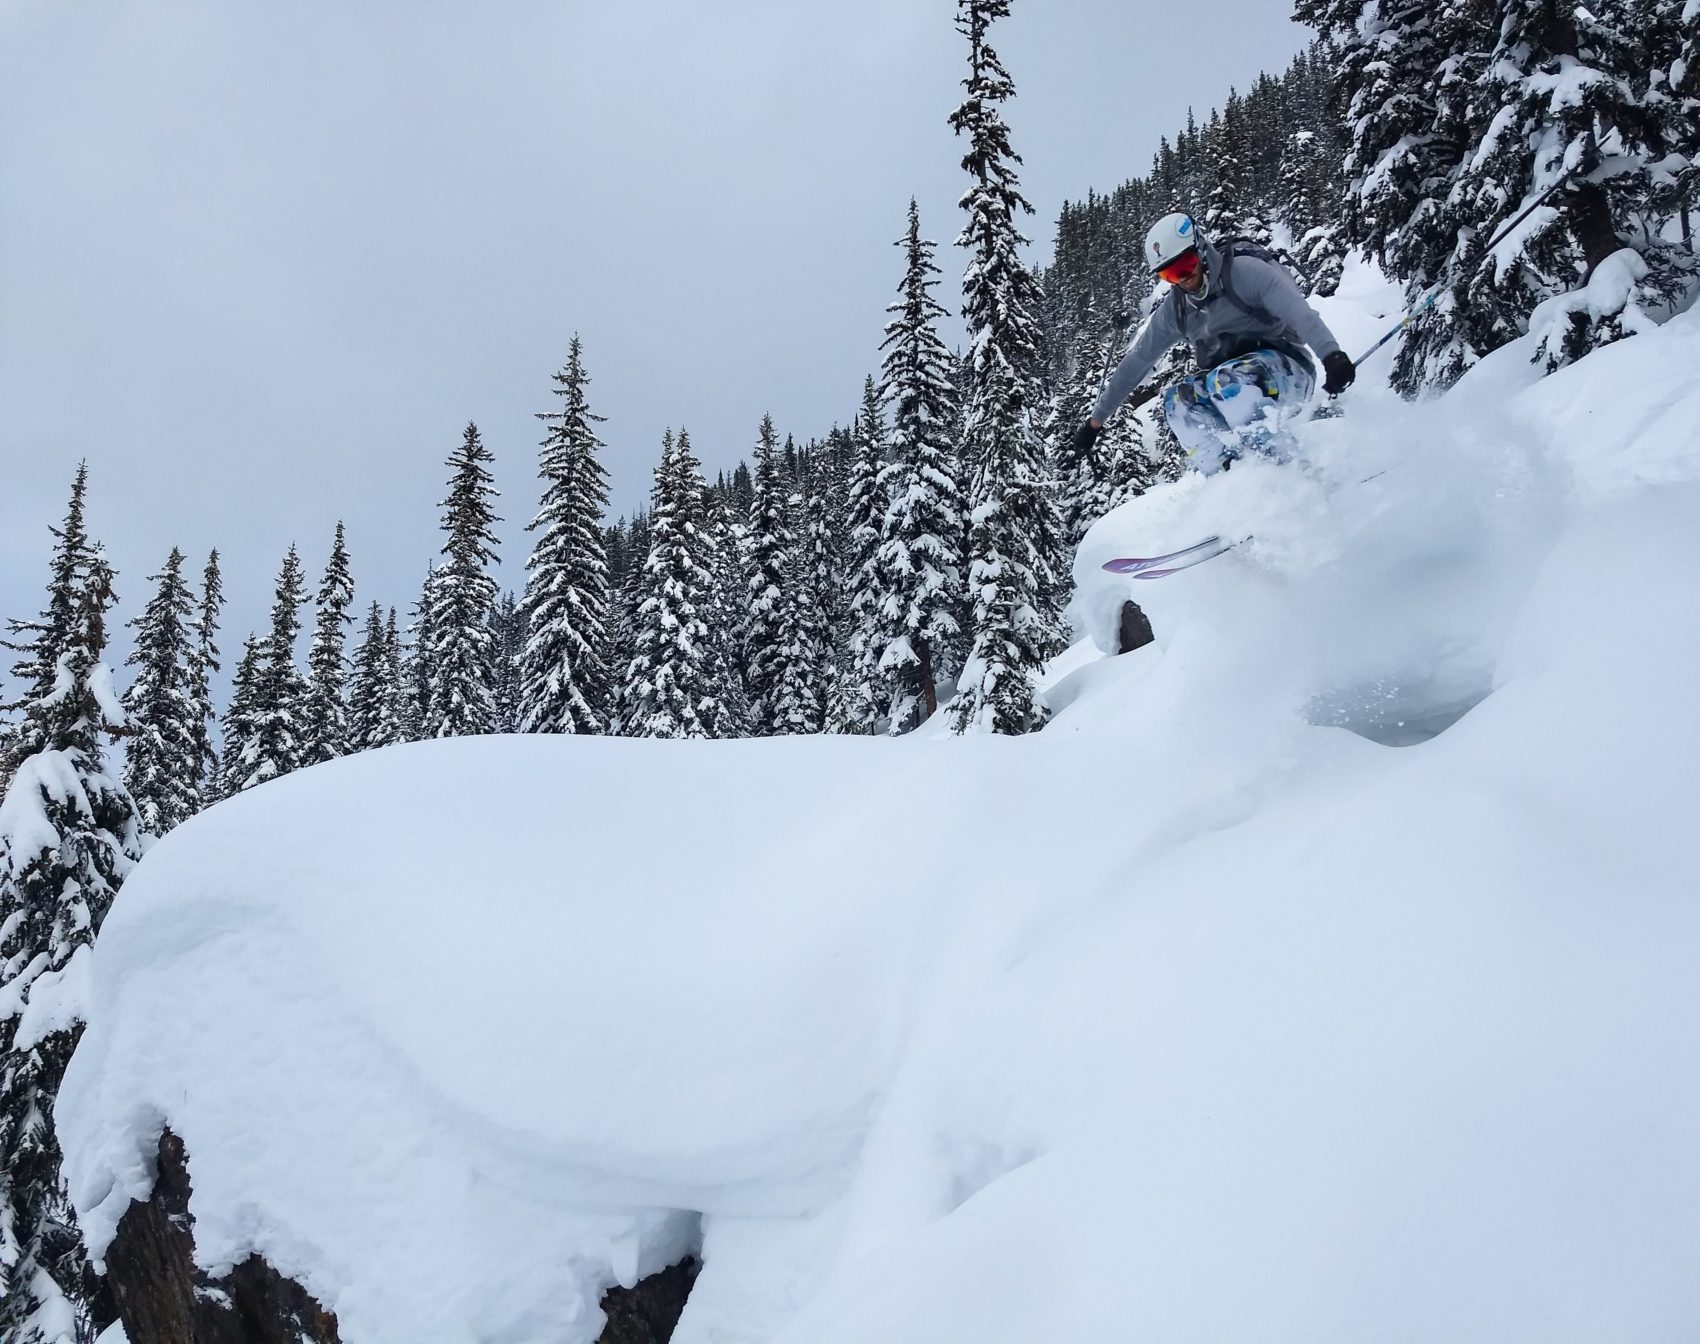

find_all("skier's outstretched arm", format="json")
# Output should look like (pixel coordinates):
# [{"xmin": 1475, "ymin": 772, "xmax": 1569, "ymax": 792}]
[{"xmin": 1089, "ymin": 301, "xmax": 1182, "ymax": 427}]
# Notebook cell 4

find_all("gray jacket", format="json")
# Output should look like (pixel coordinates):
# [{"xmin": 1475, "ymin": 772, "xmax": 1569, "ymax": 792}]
[{"xmin": 1091, "ymin": 235, "xmax": 1344, "ymax": 424}]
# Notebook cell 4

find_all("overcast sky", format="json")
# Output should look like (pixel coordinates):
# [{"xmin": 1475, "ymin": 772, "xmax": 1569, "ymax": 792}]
[{"xmin": 2, "ymin": 0, "xmax": 1309, "ymax": 686}]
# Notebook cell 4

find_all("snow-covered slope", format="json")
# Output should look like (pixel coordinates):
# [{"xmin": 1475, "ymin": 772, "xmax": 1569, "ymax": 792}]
[{"xmin": 59, "ymin": 270, "xmax": 1700, "ymax": 1343}]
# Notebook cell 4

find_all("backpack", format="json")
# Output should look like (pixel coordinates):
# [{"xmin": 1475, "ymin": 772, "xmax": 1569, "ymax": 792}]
[{"xmin": 1212, "ymin": 237, "xmax": 1311, "ymax": 326}]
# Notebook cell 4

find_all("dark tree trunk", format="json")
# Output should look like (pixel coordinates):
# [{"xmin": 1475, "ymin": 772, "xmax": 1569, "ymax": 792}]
[{"xmin": 1567, "ymin": 181, "xmax": 1621, "ymax": 276}]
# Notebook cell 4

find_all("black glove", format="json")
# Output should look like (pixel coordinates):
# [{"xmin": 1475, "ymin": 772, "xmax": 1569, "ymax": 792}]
[
  {"xmin": 1070, "ymin": 419, "xmax": 1102, "ymax": 455},
  {"xmin": 1322, "ymin": 350, "xmax": 1356, "ymax": 396}
]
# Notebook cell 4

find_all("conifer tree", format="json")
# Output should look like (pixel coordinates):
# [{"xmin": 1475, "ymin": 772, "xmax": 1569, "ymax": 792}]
[
  {"xmin": 489, "ymin": 592, "xmax": 526, "ymax": 734},
  {"xmin": 1278, "ymin": 129, "xmax": 1344, "ymax": 296},
  {"xmin": 1467, "ymin": 0, "xmax": 1687, "ymax": 370},
  {"xmin": 876, "ymin": 200, "xmax": 965, "ymax": 731},
  {"xmin": 742, "ymin": 414, "xmax": 796, "ymax": 736},
  {"xmin": 348, "ymin": 602, "xmax": 405, "ymax": 752},
  {"xmin": 403, "ymin": 565, "xmax": 434, "ymax": 742},
  {"xmin": 383, "ymin": 608, "xmax": 409, "ymax": 742},
  {"xmin": 424, "ymin": 423, "xmax": 502, "ymax": 738},
  {"xmin": 1047, "ymin": 305, "xmax": 1116, "ymax": 550},
  {"xmin": 700, "ymin": 489, "xmax": 753, "ymax": 737},
  {"xmin": 948, "ymin": 0, "xmax": 1068, "ymax": 736},
  {"xmin": 621, "ymin": 430, "xmax": 721, "ymax": 738},
  {"xmin": 770, "ymin": 486, "xmax": 826, "ymax": 735},
  {"xmin": 227, "ymin": 546, "xmax": 311, "ymax": 793},
  {"xmin": 218, "ymin": 635, "xmax": 266, "ymax": 798},
  {"xmin": 0, "ymin": 489, "xmax": 141, "ymax": 1344},
  {"xmin": 122, "ymin": 546, "xmax": 200, "ymax": 836},
  {"xmin": 519, "ymin": 338, "xmax": 613, "ymax": 735},
  {"xmin": 2, "ymin": 466, "xmax": 93, "ymax": 774},
  {"xmin": 301, "ymin": 522, "xmax": 355, "ymax": 767},
  {"xmin": 834, "ymin": 379, "xmax": 890, "ymax": 733},
  {"xmin": 186, "ymin": 549, "xmax": 224, "ymax": 807}
]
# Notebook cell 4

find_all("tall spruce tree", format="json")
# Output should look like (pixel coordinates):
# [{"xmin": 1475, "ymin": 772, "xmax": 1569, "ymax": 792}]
[
  {"xmin": 186, "ymin": 549, "xmax": 224, "ymax": 809},
  {"xmin": 424, "ymin": 423, "xmax": 502, "ymax": 738},
  {"xmin": 301, "ymin": 522, "xmax": 355, "ymax": 766},
  {"xmin": 2, "ymin": 466, "xmax": 93, "ymax": 775},
  {"xmin": 0, "ymin": 491, "xmax": 141, "ymax": 1344},
  {"xmin": 876, "ymin": 200, "xmax": 965, "ymax": 731},
  {"xmin": 770, "ymin": 485, "xmax": 827, "ymax": 735},
  {"xmin": 948, "ymin": 0, "xmax": 1068, "ymax": 736},
  {"xmin": 1047, "ymin": 303, "xmax": 1116, "ymax": 551},
  {"xmin": 218, "ymin": 634, "xmax": 266, "ymax": 798},
  {"xmin": 700, "ymin": 488, "xmax": 753, "ymax": 738},
  {"xmin": 742, "ymin": 414, "xmax": 796, "ymax": 736},
  {"xmin": 348, "ymin": 602, "xmax": 405, "ymax": 752},
  {"xmin": 620, "ymin": 430, "xmax": 722, "ymax": 739},
  {"xmin": 519, "ymin": 338, "xmax": 613, "ymax": 735},
  {"xmin": 489, "ymin": 591, "xmax": 526, "ymax": 734},
  {"xmin": 249, "ymin": 545, "xmax": 311, "ymax": 788},
  {"xmin": 834, "ymin": 379, "xmax": 890, "ymax": 734},
  {"xmin": 122, "ymin": 546, "xmax": 200, "ymax": 836},
  {"xmin": 403, "ymin": 565, "xmax": 434, "ymax": 742}
]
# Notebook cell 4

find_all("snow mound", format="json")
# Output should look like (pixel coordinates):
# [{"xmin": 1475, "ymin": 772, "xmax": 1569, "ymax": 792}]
[{"xmin": 59, "ymin": 290, "xmax": 1700, "ymax": 1342}]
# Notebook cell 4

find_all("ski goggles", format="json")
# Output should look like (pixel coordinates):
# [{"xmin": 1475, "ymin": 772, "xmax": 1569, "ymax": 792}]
[{"xmin": 1153, "ymin": 247, "xmax": 1203, "ymax": 284}]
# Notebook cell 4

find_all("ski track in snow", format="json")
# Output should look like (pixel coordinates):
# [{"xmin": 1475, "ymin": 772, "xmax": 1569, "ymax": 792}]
[{"xmin": 56, "ymin": 260, "xmax": 1700, "ymax": 1342}]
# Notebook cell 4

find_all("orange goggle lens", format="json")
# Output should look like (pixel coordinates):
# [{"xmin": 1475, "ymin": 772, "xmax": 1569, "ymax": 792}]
[{"xmin": 1154, "ymin": 248, "xmax": 1202, "ymax": 283}]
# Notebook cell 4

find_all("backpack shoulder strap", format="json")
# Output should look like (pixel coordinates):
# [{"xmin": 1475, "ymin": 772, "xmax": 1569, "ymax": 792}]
[{"xmin": 1216, "ymin": 245, "xmax": 1277, "ymax": 326}]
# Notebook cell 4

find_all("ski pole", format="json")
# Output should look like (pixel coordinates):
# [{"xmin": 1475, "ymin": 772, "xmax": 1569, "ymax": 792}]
[{"xmin": 1350, "ymin": 167, "xmax": 1579, "ymax": 366}]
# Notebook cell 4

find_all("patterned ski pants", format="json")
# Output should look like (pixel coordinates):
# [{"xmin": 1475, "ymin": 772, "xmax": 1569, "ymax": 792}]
[{"xmin": 1162, "ymin": 348, "xmax": 1315, "ymax": 475}]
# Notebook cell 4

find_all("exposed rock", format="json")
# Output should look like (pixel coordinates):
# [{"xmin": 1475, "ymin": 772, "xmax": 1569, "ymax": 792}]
[
  {"xmin": 101, "ymin": 1129, "xmax": 699, "ymax": 1343},
  {"xmin": 103, "ymin": 1130, "xmax": 340, "ymax": 1343},
  {"xmin": 1118, "ymin": 600, "xmax": 1154, "ymax": 653},
  {"xmin": 597, "ymin": 1257, "xmax": 701, "ymax": 1344}
]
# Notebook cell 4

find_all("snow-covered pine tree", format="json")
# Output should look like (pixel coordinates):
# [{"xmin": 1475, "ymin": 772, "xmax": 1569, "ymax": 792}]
[
  {"xmin": 769, "ymin": 485, "xmax": 825, "ymax": 736},
  {"xmin": 218, "ymin": 634, "xmax": 266, "ymax": 798},
  {"xmin": 1434, "ymin": 0, "xmax": 1686, "ymax": 373},
  {"xmin": 742, "ymin": 414, "xmax": 797, "ymax": 736},
  {"xmin": 876, "ymin": 199, "xmax": 965, "ymax": 732},
  {"xmin": 121, "ymin": 546, "xmax": 200, "ymax": 836},
  {"xmin": 2, "ymin": 466, "xmax": 93, "ymax": 775},
  {"xmin": 1278, "ymin": 129, "xmax": 1345, "ymax": 296},
  {"xmin": 489, "ymin": 592, "xmax": 525, "ymax": 734},
  {"xmin": 0, "ymin": 517, "xmax": 141, "ymax": 1344},
  {"xmin": 241, "ymin": 544, "xmax": 312, "ymax": 790},
  {"xmin": 424, "ymin": 423, "xmax": 502, "ymax": 738},
  {"xmin": 947, "ymin": 0, "xmax": 1069, "ymax": 736},
  {"xmin": 382, "ymin": 608, "xmax": 409, "ymax": 743},
  {"xmin": 699, "ymin": 488, "xmax": 752, "ymax": 738},
  {"xmin": 620, "ymin": 430, "xmax": 720, "ymax": 739},
  {"xmin": 796, "ymin": 461, "xmax": 840, "ymax": 732},
  {"xmin": 348, "ymin": 602, "xmax": 405, "ymax": 752},
  {"xmin": 301, "ymin": 521, "xmax": 355, "ymax": 767},
  {"xmin": 403, "ymin": 565, "xmax": 434, "ymax": 742},
  {"xmin": 186, "ymin": 549, "xmax": 224, "ymax": 809},
  {"xmin": 1048, "ymin": 303, "xmax": 1118, "ymax": 550},
  {"xmin": 519, "ymin": 338, "xmax": 613, "ymax": 736},
  {"xmin": 833, "ymin": 379, "xmax": 890, "ymax": 734}
]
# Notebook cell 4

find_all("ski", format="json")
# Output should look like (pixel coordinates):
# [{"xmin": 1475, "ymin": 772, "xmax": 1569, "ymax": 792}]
[{"xmin": 1101, "ymin": 534, "xmax": 1239, "ymax": 578}]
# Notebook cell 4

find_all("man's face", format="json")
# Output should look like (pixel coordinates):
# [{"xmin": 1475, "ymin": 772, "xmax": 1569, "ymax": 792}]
[{"xmin": 1156, "ymin": 246, "xmax": 1205, "ymax": 294}]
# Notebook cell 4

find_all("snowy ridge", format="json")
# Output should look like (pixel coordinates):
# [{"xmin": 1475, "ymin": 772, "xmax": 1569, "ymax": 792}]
[{"xmin": 59, "ymin": 269, "xmax": 1700, "ymax": 1342}]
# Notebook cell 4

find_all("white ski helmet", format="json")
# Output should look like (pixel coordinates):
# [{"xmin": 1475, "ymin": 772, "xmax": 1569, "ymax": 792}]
[{"xmin": 1145, "ymin": 212, "xmax": 1201, "ymax": 272}]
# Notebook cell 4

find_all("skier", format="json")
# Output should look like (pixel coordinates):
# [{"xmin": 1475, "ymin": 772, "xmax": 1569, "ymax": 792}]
[{"xmin": 1073, "ymin": 213, "xmax": 1355, "ymax": 474}]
